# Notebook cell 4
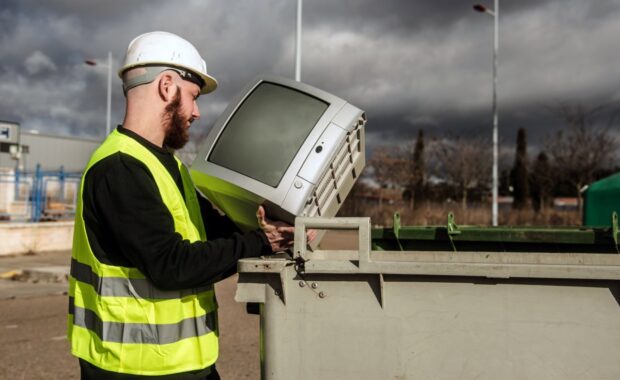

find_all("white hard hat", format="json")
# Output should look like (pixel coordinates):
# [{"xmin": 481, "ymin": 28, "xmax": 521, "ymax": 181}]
[{"xmin": 118, "ymin": 31, "xmax": 218, "ymax": 94}]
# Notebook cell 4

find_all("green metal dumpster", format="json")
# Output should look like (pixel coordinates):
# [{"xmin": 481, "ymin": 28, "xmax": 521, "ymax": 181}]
[
  {"xmin": 584, "ymin": 172, "xmax": 620, "ymax": 227},
  {"xmin": 236, "ymin": 217, "xmax": 620, "ymax": 380}
]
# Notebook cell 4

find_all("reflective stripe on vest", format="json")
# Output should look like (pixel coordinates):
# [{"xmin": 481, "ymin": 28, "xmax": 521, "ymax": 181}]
[
  {"xmin": 69, "ymin": 297, "xmax": 216, "ymax": 344},
  {"xmin": 70, "ymin": 258, "xmax": 212, "ymax": 300},
  {"xmin": 68, "ymin": 130, "xmax": 217, "ymax": 376}
]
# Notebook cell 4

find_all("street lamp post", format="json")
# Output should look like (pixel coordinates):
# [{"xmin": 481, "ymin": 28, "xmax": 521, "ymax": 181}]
[
  {"xmin": 474, "ymin": 0, "xmax": 499, "ymax": 226},
  {"xmin": 85, "ymin": 51, "xmax": 113, "ymax": 137},
  {"xmin": 106, "ymin": 51, "xmax": 112, "ymax": 137},
  {"xmin": 295, "ymin": 0, "xmax": 303, "ymax": 81}
]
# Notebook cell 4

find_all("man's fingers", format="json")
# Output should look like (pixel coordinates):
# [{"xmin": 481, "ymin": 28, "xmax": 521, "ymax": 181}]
[
  {"xmin": 307, "ymin": 229, "xmax": 318, "ymax": 243},
  {"xmin": 276, "ymin": 226, "xmax": 295, "ymax": 234},
  {"xmin": 256, "ymin": 206, "xmax": 266, "ymax": 226},
  {"xmin": 258, "ymin": 207, "xmax": 296, "ymax": 252}
]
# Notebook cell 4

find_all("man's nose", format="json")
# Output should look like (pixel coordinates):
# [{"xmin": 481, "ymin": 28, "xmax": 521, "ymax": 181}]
[{"xmin": 193, "ymin": 101, "xmax": 201, "ymax": 120}]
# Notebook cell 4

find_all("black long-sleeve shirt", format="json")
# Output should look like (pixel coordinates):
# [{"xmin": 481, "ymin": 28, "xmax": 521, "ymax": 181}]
[{"xmin": 81, "ymin": 126, "xmax": 272, "ymax": 290}]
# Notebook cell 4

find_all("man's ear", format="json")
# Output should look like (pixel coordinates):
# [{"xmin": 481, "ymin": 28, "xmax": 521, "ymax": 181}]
[{"xmin": 157, "ymin": 72, "xmax": 178, "ymax": 102}]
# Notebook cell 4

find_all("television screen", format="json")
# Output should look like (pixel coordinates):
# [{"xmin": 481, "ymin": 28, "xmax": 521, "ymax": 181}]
[{"xmin": 209, "ymin": 83, "xmax": 329, "ymax": 187}]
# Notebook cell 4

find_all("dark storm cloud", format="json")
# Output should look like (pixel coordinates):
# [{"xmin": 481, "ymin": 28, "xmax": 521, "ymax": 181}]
[
  {"xmin": 0, "ymin": 0, "xmax": 618, "ymax": 152},
  {"xmin": 303, "ymin": 0, "xmax": 588, "ymax": 36},
  {"xmin": 296, "ymin": 0, "xmax": 620, "ymax": 148},
  {"xmin": 0, "ymin": 0, "xmax": 296, "ymax": 138}
]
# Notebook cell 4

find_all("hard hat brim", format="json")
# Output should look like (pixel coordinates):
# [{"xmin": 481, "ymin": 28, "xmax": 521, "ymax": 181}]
[{"xmin": 200, "ymin": 73, "xmax": 218, "ymax": 94}]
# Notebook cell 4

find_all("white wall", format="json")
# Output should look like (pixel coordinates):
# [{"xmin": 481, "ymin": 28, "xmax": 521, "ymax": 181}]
[{"xmin": 0, "ymin": 221, "xmax": 74, "ymax": 256}]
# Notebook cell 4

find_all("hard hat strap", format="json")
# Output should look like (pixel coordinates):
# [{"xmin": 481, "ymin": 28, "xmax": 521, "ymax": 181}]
[
  {"xmin": 175, "ymin": 69, "xmax": 205, "ymax": 90},
  {"xmin": 122, "ymin": 65, "xmax": 205, "ymax": 95}
]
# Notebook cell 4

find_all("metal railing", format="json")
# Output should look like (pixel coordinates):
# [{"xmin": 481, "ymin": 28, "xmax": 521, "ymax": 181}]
[{"xmin": 0, "ymin": 165, "xmax": 81, "ymax": 222}]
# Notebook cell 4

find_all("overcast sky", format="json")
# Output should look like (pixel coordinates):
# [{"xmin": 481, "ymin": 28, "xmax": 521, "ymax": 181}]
[{"xmin": 1, "ymin": 0, "xmax": 619, "ymax": 154}]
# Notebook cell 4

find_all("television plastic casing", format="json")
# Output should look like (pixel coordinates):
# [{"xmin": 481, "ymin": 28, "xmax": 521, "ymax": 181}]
[{"xmin": 190, "ymin": 75, "xmax": 366, "ymax": 234}]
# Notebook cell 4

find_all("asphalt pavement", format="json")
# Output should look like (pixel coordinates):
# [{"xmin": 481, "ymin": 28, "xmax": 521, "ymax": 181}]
[
  {"xmin": 0, "ymin": 249, "xmax": 260, "ymax": 379},
  {"xmin": 0, "ymin": 231, "xmax": 350, "ymax": 379},
  {"xmin": 0, "ymin": 250, "xmax": 70, "ymax": 300}
]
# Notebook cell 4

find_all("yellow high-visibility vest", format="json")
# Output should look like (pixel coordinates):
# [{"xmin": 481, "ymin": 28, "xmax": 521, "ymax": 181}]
[{"xmin": 68, "ymin": 129, "xmax": 218, "ymax": 376}]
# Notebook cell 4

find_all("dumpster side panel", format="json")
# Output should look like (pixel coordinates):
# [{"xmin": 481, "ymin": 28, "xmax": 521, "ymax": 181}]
[{"xmin": 249, "ymin": 268, "xmax": 620, "ymax": 380}]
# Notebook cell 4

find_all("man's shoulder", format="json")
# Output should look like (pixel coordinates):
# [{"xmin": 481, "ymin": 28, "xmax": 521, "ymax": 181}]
[{"xmin": 86, "ymin": 151, "xmax": 152, "ymax": 182}]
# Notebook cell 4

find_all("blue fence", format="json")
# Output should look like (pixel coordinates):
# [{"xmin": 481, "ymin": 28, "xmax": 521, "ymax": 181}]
[{"xmin": 0, "ymin": 165, "xmax": 82, "ymax": 222}]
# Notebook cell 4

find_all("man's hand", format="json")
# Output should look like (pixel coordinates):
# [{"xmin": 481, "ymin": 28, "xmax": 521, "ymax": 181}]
[
  {"xmin": 256, "ymin": 206, "xmax": 319, "ymax": 253},
  {"xmin": 256, "ymin": 206, "xmax": 295, "ymax": 252}
]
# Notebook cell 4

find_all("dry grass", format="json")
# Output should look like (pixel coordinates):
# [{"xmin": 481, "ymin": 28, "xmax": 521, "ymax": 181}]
[{"xmin": 342, "ymin": 201, "xmax": 581, "ymax": 227}]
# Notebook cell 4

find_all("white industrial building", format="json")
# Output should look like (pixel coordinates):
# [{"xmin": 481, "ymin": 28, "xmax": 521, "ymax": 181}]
[
  {"xmin": 0, "ymin": 120, "xmax": 100, "ymax": 172},
  {"xmin": 0, "ymin": 120, "xmax": 101, "ymax": 221}
]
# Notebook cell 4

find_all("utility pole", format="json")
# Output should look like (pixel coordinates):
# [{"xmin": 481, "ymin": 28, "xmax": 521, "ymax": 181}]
[
  {"xmin": 473, "ymin": 0, "xmax": 499, "ymax": 226},
  {"xmin": 106, "ymin": 51, "xmax": 112, "ymax": 136},
  {"xmin": 295, "ymin": 0, "xmax": 303, "ymax": 81},
  {"xmin": 85, "ymin": 51, "xmax": 113, "ymax": 137}
]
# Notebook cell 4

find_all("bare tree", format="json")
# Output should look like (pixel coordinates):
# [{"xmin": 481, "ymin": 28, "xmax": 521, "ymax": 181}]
[
  {"xmin": 338, "ymin": 180, "xmax": 372, "ymax": 217},
  {"xmin": 431, "ymin": 136, "xmax": 492, "ymax": 210},
  {"xmin": 545, "ymin": 102, "xmax": 619, "ymax": 212},
  {"xmin": 370, "ymin": 134, "xmax": 426, "ymax": 210},
  {"xmin": 369, "ymin": 146, "xmax": 403, "ymax": 209},
  {"xmin": 393, "ymin": 132, "xmax": 427, "ymax": 210}
]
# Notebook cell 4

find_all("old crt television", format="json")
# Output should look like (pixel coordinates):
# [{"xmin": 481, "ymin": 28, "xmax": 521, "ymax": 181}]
[{"xmin": 190, "ymin": 75, "xmax": 366, "ymax": 234}]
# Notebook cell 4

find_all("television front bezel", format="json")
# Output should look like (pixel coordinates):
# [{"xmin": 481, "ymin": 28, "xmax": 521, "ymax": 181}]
[{"xmin": 196, "ymin": 74, "xmax": 349, "ymax": 206}]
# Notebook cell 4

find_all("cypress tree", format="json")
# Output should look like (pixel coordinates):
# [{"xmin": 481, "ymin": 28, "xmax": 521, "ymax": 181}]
[
  {"xmin": 412, "ymin": 130, "xmax": 425, "ymax": 204},
  {"xmin": 530, "ymin": 151, "xmax": 553, "ymax": 212},
  {"xmin": 511, "ymin": 128, "xmax": 529, "ymax": 209}
]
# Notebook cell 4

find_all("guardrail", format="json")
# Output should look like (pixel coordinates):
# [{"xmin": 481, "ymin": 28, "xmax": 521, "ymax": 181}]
[{"xmin": 0, "ymin": 165, "xmax": 81, "ymax": 222}]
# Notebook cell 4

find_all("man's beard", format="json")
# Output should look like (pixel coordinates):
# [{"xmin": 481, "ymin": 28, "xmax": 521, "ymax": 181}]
[{"xmin": 163, "ymin": 89, "xmax": 190, "ymax": 150}]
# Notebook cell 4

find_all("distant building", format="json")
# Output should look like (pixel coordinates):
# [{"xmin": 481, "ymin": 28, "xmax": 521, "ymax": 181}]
[
  {"xmin": 0, "ymin": 121, "xmax": 101, "ymax": 221},
  {"xmin": 0, "ymin": 121, "xmax": 100, "ymax": 173},
  {"xmin": 552, "ymin": 197, "xmax": 579, "ymax": 211}
]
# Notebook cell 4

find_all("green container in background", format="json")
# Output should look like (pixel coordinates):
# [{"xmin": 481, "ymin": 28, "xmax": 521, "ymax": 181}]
[{"xmin": 584, "ymin": 172, "xmax": 620, "ymax": 227}]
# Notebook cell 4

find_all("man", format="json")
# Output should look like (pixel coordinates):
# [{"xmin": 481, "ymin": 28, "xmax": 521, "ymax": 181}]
[{"xmin": 68, "ymin": 31, "xmax": 297, "ymax": 379}]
